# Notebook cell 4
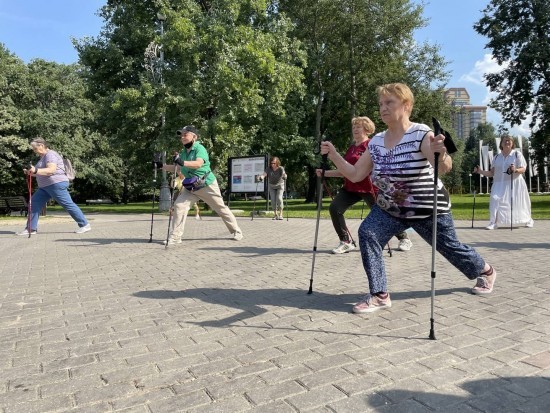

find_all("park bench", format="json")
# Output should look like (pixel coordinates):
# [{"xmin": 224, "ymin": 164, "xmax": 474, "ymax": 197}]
[
  {"xmin": 4, "ymin": 196, "xmax": 28, "ymax": 216},
  {"xmin": 0, "ymin": 198, "xmax": 10, "ymax": 215}
]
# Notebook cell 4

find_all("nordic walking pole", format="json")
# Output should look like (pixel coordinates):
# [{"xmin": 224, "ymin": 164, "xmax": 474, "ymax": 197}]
[
  {"xmin": 429, "ymin": 119, "xmax": 443, "ymax": 340},
  {"xmin": 510, "ymin": 164, "xmax": 514, "ymax": 231},
  {"xmin": 429, "ymin": 118, "xmax": 458, "ymax": 340},
  {"xmin": 308, "ymin": 140, "xmax": 330, "ymax": 294},
  {"xmin": 26, "ymin": 167, "xmax": 33, "ymax": 238},
  {"xmin": 471, "ymin": 190, "xmax": 476, "ymax": 228},
  {"xmin": 149, "ymin": 161, "xmax": 158, "ymax": 242},
  {"xmin": 429, "ymin": 154, "xmax": 439, "ymax": 340}
]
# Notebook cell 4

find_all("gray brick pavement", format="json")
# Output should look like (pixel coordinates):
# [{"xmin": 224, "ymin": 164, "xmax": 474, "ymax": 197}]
[{"xmin": 1, "ymin": 213, "xmax": 549, "ymax": 412}]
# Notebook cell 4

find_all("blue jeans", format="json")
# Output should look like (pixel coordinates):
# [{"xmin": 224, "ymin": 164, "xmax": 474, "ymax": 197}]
[
  {"xmin": 358, "ymin": 205, "xmax": 486, "ymax": 294},
  {"xmin": 29, "ymin": 182, "xmax": 88, "ymax": 230}
]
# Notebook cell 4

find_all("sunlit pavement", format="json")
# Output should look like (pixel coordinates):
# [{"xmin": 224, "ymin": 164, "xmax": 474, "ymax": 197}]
[{"xmin": 1, "ymin": 213, "xmax": 548, "ymax": 412}]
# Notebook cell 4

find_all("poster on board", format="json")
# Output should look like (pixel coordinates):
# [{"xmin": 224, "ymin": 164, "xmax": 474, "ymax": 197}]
[{"xmin": 228, "ymin": 155, "xmax": 268, "ymax": 193}]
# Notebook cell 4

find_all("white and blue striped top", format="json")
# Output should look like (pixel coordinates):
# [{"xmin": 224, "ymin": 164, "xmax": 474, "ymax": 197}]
[{"xmin": 369, "ymin": 123, "xmax": 451, "ymax": 220}]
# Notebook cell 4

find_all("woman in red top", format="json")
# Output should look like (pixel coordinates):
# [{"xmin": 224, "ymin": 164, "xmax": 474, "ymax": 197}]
[{"xmin": 319, "ymin": 117, "xmax": 412, "ymax": 254}]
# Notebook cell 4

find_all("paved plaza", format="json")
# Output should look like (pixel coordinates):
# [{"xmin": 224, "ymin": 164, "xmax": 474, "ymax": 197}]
[{"xmin": 0, "ymin": 211, "xmax": 549, "ymax": 413}]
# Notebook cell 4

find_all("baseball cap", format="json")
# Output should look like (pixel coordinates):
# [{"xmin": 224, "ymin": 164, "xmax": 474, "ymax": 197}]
[{"xmin": 176, "ymin": 125, "xmax": 198, "ymax": 136}]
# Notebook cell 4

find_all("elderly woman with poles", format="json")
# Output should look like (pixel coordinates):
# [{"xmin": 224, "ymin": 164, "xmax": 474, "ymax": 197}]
[
  {"xmin": 318, "ymin": 83, "xmax": 497, "ymax": 335},
  {"xmin": 257, "ymin": 156, "xmax": 287, "ymax": 220},
  {"xmin": 316, "ymin": 116, "xmax": 412, "ymax": 254},
  {"xmin": 473, "ymin": 135, "xmax": 533, "ymax": 230},
  {"xmin": 17, "ymin": 137, "xmax": 91, "ymax": 236}
]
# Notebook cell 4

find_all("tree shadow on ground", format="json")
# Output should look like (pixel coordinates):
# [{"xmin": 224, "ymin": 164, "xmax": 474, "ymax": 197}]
[{"xmin": 359, "ymin": 376, "xmax": 550, "ymax": 412}]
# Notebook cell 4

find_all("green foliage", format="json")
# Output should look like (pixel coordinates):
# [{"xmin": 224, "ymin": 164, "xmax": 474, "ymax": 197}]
[
  {"xmin": 2, "ymin": 1, "xmax": 467, "ymax": 201},
  {"xmin": 474, "ymin": 0, "xmax": 550, "ymax": 166}
]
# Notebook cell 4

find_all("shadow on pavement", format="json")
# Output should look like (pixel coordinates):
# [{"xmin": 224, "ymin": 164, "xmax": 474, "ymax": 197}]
[
  {"xmin": 133, "ymin": 287, "xmax": 466, "ymax": 328},
  {"xmin": 364, "ymin": 376, "xmax": 550, "ymax": 412}
]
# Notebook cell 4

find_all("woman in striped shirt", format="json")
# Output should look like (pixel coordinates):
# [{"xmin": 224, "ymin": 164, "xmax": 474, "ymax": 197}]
[{"xmin": 320, "ymin": 83, "xmax": 496, "ymax": 314}]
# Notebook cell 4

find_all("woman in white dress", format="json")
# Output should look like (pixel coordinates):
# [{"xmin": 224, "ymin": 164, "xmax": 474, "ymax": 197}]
[{"xmin": 474, "ymin": 136, "xmax": 533, "ymax": 229}]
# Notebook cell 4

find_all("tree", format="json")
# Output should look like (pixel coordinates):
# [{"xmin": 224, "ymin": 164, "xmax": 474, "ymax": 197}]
[
  {"xmin": 278, "ymin": 0, "xmax": 451, "ymax": 200},
  {"xmin": 474, "ymin": 0, "xmax": 550, "ymax": 167},
  {"xmin": 0, "ymin": 45, "xmax": 32, "ymax": 195},
  {"xmin": 76, "ymin": 0, "xmax": 307, "ymax": 198}
]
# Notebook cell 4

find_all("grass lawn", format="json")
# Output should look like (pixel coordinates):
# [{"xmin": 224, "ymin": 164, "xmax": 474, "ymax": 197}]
[{"xmin": 3, "ymin": 193, "xmax": 547, "ymax": 222}]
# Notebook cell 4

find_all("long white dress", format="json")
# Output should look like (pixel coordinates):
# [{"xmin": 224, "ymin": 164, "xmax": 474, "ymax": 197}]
[{"xmin": 488, "ymin": 149, "xmax": 533, "ymax": 227}]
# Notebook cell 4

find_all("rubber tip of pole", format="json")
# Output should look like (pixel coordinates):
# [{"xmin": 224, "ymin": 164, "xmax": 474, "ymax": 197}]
[
  {"xmin": 429, "ymin": 330, "xmax": 436, "ymax": 340},
  {"xmin": 307, "ymin": 289, "xmax": 313, "ymax": 295}
]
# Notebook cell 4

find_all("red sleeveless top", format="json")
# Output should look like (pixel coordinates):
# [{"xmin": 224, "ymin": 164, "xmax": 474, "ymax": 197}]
[{"xmin": 342, "ymin": 139, "xmax": 376, "ymax": 195}]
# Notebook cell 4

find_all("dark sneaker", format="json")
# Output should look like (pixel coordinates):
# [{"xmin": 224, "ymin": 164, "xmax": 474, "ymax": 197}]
[{"xmin": 352, "ymin": 294, "xmax": 392, "ymax": 314}]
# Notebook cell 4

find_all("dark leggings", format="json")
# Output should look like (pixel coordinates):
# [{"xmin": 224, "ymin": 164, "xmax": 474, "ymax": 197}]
[{"xmin": 329, "ymin": 188, "xmax": 409, "ymax": 242}]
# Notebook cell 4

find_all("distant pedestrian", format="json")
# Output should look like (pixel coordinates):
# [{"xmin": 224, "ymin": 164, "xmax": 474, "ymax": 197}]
[
  {"xmin": 258, "ymin": 157, "xmax": 287, "ymax": 220},
  {"xmin": 473, "ymin": 135, "xmax": 533, "ymax": 229},
  {"xmin": 17, "ymin": 137, "xmax": 91, "ymax": 235}
]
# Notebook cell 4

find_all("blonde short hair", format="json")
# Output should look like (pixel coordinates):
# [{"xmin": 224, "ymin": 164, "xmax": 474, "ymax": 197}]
[
  {"xmin": 376, "ymin": 83, "xmax": 415, "ymax": 114},
  {"xmin": 352, "ymin": 116, "xmax": 375, "ymax": 135}
]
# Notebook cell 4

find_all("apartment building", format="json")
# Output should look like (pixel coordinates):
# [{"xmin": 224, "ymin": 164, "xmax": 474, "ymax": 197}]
[{"xmin": 444, "ymin": 88, "xmax": 487, "ymax": 139}]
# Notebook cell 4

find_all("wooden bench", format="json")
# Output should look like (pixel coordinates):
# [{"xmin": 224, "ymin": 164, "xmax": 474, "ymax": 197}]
[
  {"xmin": 0, "ymin": 198, "xmax": 10, "ymax": 215},
  {"xmin": 5, "ymin": 196, "xmax": 28, "ymax": 216}
]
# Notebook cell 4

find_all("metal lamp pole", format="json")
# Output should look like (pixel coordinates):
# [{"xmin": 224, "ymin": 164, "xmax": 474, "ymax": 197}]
[
  {"xmin": 144, "ymin": 12, "xmax": 171, "ymax": 211},
  {"xmin": 469, "ymin": 173, "xmax": 472, "ymax": 194}
]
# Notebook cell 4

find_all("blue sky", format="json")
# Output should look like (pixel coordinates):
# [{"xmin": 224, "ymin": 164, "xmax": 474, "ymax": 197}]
[{"xmin": 0, "ymin": 0, "xmax": 529, "ymax": 136}]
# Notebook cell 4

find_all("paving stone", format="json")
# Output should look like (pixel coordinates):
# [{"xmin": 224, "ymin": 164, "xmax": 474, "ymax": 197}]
[{"xmin": 0, "ymin": 216, "xmax": 548, "ymax": 412}]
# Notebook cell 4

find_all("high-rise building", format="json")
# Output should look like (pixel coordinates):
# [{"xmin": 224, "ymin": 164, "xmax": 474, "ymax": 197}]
[{"xmin": 444, "ymin": 88, "xmax": 487, "ymax": 139}]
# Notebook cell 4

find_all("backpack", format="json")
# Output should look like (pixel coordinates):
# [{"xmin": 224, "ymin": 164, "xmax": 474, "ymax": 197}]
[{"xmin": 62, "ymin": 158, "xmax": 76, "ymax": 181}]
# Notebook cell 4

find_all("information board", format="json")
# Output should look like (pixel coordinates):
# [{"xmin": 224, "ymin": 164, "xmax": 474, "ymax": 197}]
[{"xmin": 228, "ymin": 155, "xmax": 268, "ymax": 193}]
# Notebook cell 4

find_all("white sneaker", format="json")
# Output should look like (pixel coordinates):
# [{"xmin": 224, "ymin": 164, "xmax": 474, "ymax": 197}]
[
  {"xmin": 16, "ymin": 228, "xmax": 37, "ymax": 236},
  {"xmin": 195, "ymin": 215, "xmax": 201, "ymax": 220},
  {"xmin": 485, "ymin": 223, "xmax": 496, "ymax": 230},
  {"xmin": 332, "ymin": 241, "xmax": 355, "ymax": 254},
  {"xmin": 525, "ymin": 219, "xmax": 534, "ymax": 228},
  {"xmin": 397, "ymin": 238, "xmax": 412, "ymax": 251},
  {"xmin": 232, "ymin": 231, "xmax": 243, "ymax": 241},
  {"xmin": 75, "ymin": 224, "xmax": 91, "ymax": 234},
  {"xmin": 162, "ymin": 238, "xmax": 182, "ymax": 245}
]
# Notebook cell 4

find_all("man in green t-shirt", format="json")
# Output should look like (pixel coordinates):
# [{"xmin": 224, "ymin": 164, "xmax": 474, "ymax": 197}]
[{"xmin": 162, "ymin": 126, "xmax": 243, "ymax": 245}]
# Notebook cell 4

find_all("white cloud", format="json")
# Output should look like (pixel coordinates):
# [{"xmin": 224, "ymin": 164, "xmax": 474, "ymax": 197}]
[
  {"xmin": 460, "ymin": 54, "xmax": 534, "ymax": 137},
  {"xmin": 459, "ymin": 54, "xmax": 506, "ymax": 85}
]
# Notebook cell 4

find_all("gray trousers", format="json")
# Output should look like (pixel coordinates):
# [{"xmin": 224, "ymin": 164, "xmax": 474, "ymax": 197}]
[
  {"xmin": 170, "ymin": 179, "xmax": 241, "ymax": 240},
  {"xmin": 268, "ymin": 184, "xmax": 284, "ymax": 212}
]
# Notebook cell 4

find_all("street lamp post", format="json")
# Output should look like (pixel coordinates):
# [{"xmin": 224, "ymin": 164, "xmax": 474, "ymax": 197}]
[{"xmin": 144, "ymin": 12, "xmax": 171, "ymax": 211}]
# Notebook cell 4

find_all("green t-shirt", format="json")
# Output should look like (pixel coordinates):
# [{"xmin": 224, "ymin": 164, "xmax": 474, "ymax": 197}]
[{"xmin": 178, "ymin": 142, "xmax": 216, "ymax": 186}]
